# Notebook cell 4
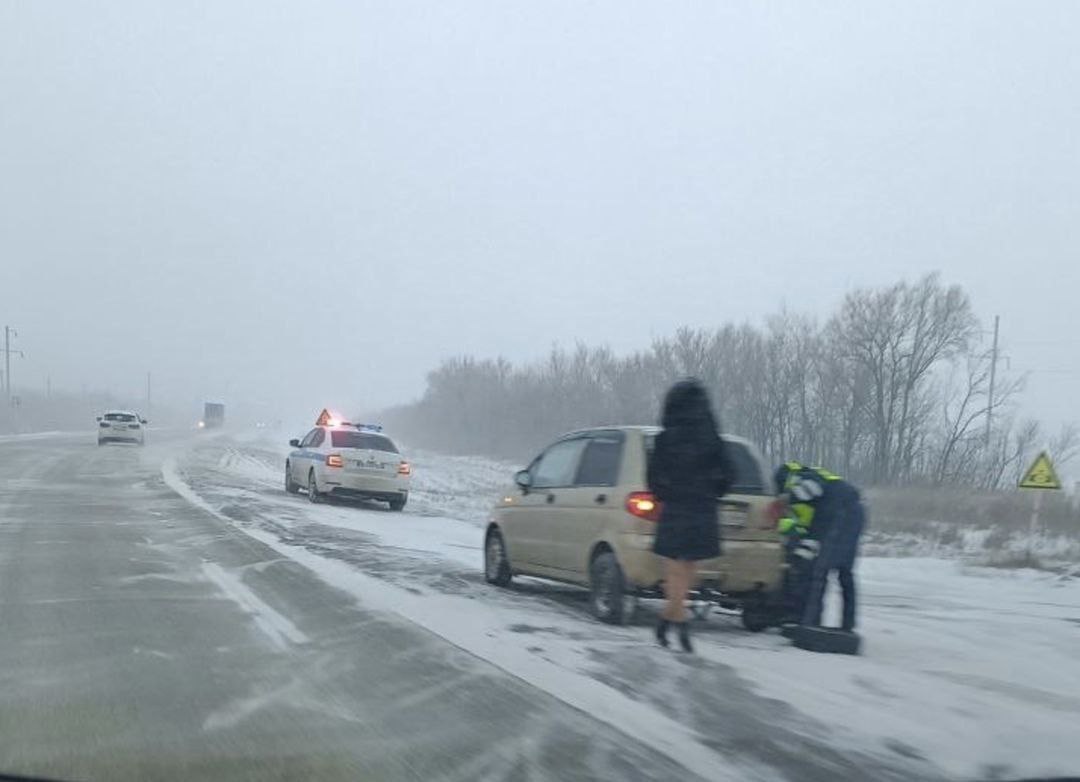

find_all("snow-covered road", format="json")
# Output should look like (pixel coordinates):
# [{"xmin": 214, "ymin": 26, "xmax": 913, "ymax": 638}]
[{"xmin": 168, "ymin": 430, "xmax": 1080, "ymax": 782}]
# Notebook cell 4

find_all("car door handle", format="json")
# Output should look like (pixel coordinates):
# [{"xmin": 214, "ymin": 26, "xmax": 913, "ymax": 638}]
[
  {"xmin": 546, "ymin": 493, "xmax": 556, "ymax": 504},
  {"xmin": 595, "ymin": 494, "xmax": 607, "ymax": 505}
]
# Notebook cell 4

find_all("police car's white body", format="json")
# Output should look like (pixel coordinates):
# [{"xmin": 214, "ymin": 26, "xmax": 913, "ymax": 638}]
[
  {"xmin": 97, "ymin": 410, "xmax": 147, "ymax": 445},
  {"xmin": 285, "ymin": 422, "xmax": 411, "ymax": 510}
]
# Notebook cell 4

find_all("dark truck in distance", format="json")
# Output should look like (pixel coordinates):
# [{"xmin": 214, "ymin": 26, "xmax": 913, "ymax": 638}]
[{"xmin": 201, "ymin": 402, "xmax": 225, "ymax": 429}]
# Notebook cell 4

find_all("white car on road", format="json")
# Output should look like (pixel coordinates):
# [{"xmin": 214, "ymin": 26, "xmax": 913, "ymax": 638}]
[
  {"xmin": 97, "ymin": 410, "xmax": 147, "ymax": 446},
  {"xmin": 286, "ymin": 422, "xmax": 411, "ymax": 510}
]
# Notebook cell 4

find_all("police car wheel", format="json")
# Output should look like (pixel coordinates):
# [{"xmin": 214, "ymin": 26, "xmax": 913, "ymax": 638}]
[
  {"xmin": 307, "ymin": 471, "xmax": 321, "ymax": 504},
  {"xmin": 284, "ymin": 463, "xmax": 300, "ymax": 494},
  {"xmin": 484, "ymin": 529, "xmax": 512, "ymax": 586},
  {"xmin": 589, "ymin": 552, "xmax": 635, "ymax": 625},
  {"xmin": 388, "ymin": 494, "xmax": 407, "ymax": 512}
]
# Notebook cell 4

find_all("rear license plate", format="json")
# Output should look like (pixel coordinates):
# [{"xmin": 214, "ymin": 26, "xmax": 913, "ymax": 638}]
[
  {"xmin": 354, "ymin": 459, "xmax": 390, "ymax": 471},
  {"xmin": 719, "ymin": 506, "xmax": 747, "ymax": 527}
]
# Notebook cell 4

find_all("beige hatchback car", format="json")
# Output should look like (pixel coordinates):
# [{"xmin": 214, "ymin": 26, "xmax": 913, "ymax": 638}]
[{"xmin": 484, "ymin": 426, "xmax": 786, "ymax": 628}]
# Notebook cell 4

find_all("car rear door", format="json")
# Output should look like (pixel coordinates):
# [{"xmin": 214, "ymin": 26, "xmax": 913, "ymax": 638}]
[
  {"xmin": 719, "ymin": 440, "xmax": 776, "ymax": 542},
  {"xmin": 715, "ymin": 439, "xmax": 782, "ymax": 589},
  {"xmin": 347, "ymin": 433, "xmax": 401, "ymax": 482},
  {"xmin": 545, "ymin": 431, "xmax": 625, "ymax": 575}
]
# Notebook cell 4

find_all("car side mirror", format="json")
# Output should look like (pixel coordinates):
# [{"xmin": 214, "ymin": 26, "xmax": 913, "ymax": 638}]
[
  {"xmin": 96, "ymin": 417, "xmax": 102, "ymax": 422},
  {"xmin": 514, "ymin": 470, "xmax": 533, "ymax": 492},
  {"xmin": 141, "ymin": 419, "xmax": 148, "ymax": 425},
  {"xmin": 289, "ymin": 439, "xmax": 301, "ymax": 448}
]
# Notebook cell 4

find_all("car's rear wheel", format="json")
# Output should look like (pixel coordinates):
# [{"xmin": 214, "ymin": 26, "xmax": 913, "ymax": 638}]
[
  {"xmin": 741, "ymin": 598, "xmax": 776, "ymax": 632},
  {"xmin": 484, "ymin": 529, "xmax": 512, "ymax": 586},
  {"xmin": 589, "ymin": 551, "xmax": 636, "ymax": 625},
  {"xmin": 388, "ymin": 494, "xmax": 407, "ymax": 512},
  {"xmin": 307, "ymin": 470, "xmax": 321, "ymax": 504},
  {"xmin": 285, "ymin": 463, "xmax": 300, "ymax": 494}
]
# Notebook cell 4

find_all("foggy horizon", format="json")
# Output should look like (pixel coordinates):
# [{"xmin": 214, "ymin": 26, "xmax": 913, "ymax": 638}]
[{"xmin": 3, "ymin": 2, "xmax": 1078, "ymax": 430}]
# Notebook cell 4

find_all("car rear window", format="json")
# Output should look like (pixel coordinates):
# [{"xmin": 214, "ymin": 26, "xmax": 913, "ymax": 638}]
[
  {"xmin": 330, "ymin": 431, "xmax": 399, "ymax": 452},
  {"xmin": 725, "ymin": 441, "xmax": 767, "ymax": 495},
  {"xmin": 104, "ymin": 413, "xmax": 136, "ymax": 422},
  {"xmin": 644, "ymin": 435, "xmax": 767, "ymax": 495}
]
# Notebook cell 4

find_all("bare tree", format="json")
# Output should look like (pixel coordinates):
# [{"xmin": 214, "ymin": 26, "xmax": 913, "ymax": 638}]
[
  {"xmin": 1050, "ymin": 423, "xmax": 1080, "ymax": 469},
  {"xmin": 832, "ymin": 274, "xmax": 976, "ymax": 483},
  {"xmin": 385, "ymin": 276, "xmax": 1064, "ymax": 489},
  {"xmin": 934, "ymin": 348, "xmax": 1024, "ymax": 484}
]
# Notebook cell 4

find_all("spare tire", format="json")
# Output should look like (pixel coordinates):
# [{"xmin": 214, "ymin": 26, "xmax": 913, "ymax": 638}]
[{"xmin": 791, "ymin": 626, "xmax": 862, "ymax": 655}]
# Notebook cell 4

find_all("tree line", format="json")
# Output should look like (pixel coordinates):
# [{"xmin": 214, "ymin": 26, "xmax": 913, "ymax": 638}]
[{"xmin": 381, "ymin": 274, "xmax": 1077, "ymax": 488}]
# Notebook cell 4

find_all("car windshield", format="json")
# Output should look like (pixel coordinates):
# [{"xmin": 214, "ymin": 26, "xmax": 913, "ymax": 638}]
[
  {"xmin": 4, "ymin": 4, "xmax": 1079, "ymax": 781},
  {"xmin": 330, "ymin": 431, "xmax": 399, "ymax": 452}
]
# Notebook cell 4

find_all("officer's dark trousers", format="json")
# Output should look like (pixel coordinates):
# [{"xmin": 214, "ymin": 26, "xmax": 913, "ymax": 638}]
[
  {"xmin": 801, "ymin": 500, "xmax": 865, "ymax": 631},
  {"xmin": 803, "ymin": 565, "xmax": 856, "ymax": 630}
]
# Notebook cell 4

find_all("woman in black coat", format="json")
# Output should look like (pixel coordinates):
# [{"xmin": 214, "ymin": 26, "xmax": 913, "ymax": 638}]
[{"xmin": 647, "ymin": 379, "xmax": 733, "ymax": 652}]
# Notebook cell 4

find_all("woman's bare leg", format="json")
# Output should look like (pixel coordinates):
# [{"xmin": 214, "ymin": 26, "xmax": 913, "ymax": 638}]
[
  {"xmin": 661, "ymin": 558, "xmax": 674, "ymax": 620},
  {"xmin": 664, "ymin": 559, "xmax": 689, "ymax": 623}
]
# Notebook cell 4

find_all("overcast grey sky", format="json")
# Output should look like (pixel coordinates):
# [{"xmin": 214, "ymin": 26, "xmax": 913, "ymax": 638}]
[{"xmin": 1, "ymin": 1, "xmax": 1078, "ymax": 425}]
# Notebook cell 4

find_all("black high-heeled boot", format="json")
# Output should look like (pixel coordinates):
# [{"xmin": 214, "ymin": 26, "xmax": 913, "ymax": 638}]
[
  {"xmin": 655, "ymin": 618, "xmax": 671, "ymax": 648},
  {"xmin": 678, "ymin": 621, "xmax": 693, "ymax": 653}
]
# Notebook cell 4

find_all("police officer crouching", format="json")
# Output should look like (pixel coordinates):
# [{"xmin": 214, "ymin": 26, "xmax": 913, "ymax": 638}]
[{"xmin": 774, "ymin": 462, "xmax": 867, "ymax": 655}]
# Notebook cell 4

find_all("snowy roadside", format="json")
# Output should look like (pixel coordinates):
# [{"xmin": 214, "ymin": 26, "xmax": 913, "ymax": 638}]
[{"xmin": 164, "ymin": 432, "xmax": 1080, "ymax": 781}]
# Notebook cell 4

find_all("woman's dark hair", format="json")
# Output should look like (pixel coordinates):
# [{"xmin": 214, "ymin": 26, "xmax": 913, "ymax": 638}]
[{"xmin": 661, "ymin": 378, "xmax": 719, "ymax": 434}]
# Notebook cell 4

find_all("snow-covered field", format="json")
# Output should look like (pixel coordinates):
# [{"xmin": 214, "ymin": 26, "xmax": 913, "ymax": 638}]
[{"xmin": 164, "ymin": 431, "xmax": 1080, "ymax": 781}]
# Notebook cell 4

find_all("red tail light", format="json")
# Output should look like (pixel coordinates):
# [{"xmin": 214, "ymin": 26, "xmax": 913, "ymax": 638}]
[
  {"xmin": 625, "ymin": 491, "xmax": 661, "ymax": 522},
  {"xmin": 762, "ymin": 498, "xmax": 785, "ymax": 529},
  {"xmin": 325, "ymin": 454, "xmax": 344, "ymax": 468},
  {"xmin": 397, "ymin": 461, "xmax": 412, "ymax": 476}
]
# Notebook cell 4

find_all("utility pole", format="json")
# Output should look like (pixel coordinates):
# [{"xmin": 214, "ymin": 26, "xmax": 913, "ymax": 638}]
[
  {"xmin": 3, "ymin": 326, "xmax": 24, "ymax": 408},
  {"xmin": 985, "ymin": 315, "xmax": 1000, "ymax": 448}
]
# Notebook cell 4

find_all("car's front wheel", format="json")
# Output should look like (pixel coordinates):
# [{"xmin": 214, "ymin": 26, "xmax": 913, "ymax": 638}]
[
  {"xmin": 484, "ymin": 529, "xmax": 512, "ymax": 586},
  {"xmin": 589, "ymin": 551, "xmax": 636, "ymax": 625},
  {"xmin": 285, "ymin": 463, "xmax": 300, "ymax": 494},
  {"xmin": 307, "ymin": 470, "xmax": 321, "ymax": 504},
  {"xmin": 388, "ymin": 493, "xmax": 407, "ymax": 512}
]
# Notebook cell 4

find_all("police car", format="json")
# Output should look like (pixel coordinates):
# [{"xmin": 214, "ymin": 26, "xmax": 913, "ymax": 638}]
[
  {"xmin": 97, "ymin": 410, "xmax": 147, "ymax": 446},
  {"xmin": 285, "ymin": 411, "xmax": 411, "ymax": 510}
]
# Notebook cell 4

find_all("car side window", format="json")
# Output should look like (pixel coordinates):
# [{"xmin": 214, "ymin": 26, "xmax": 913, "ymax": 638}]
[
  {"xmin": 310, "ymin": 428, "xmax": 326, "ymax": 448},
  {"xmin": 300, "ymin": 429, "xmax": 319, "ymax": 448},
  {"xmin": 725, "ymin": 441, "xmax": 766, "ymax": 495},
  {"xmin": 574, "ymin": 434, "xmax": 624, "ymax": 487},
  {"xmin": 531, "ymin": 439, "xmax": 588, "ymax": 489}
]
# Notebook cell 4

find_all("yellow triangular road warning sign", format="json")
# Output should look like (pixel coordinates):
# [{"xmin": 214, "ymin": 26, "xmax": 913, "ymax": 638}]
[
  {"xmin": 1019, "ymin": 451, "xmax": 1061, "ymax": 490},
  {"xmin": 315, "ymin": 408, "xmax": 332, "ymax": 426}
]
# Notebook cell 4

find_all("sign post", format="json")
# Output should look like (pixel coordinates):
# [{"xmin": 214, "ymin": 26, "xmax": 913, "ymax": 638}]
[{"xmin": 1017, "ymin": 451, "xmax": 1062, "ymax": 566}]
